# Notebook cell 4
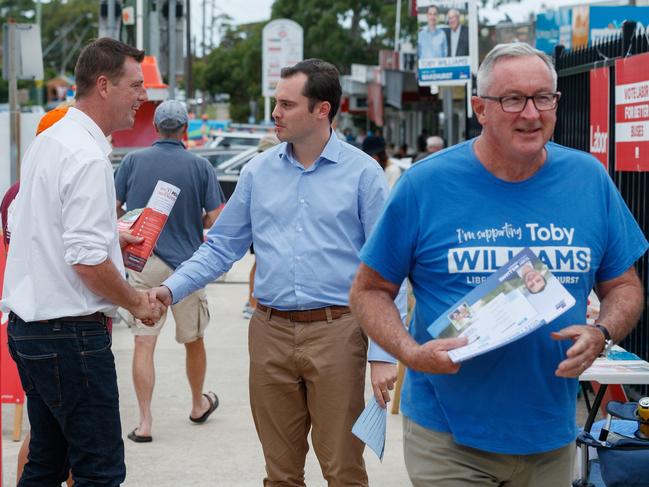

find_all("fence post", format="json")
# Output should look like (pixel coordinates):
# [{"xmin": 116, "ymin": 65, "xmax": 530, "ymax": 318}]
[
  {"xmin": 553, "ymin": 44, "xmax": 565, "ymax": 67},
  {"xmin": 622, "ymin": 21, "xmax": 637, "ymax": 54}
]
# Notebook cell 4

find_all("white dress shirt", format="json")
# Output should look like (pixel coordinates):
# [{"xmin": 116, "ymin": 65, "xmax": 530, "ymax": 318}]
[
  {"xmin": 450, "ymin": 27, "xmax": 460, "ymax": 57},
  {"xmin": 1, "ymin": 107, "xmax": 124, "ymax": 321}
]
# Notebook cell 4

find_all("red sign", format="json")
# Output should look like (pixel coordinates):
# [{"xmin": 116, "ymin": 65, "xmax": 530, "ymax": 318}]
[
  {"xmin": 367, "ymin": 82, "xmax": 384, "ymax": 127},
  {"xmin": 0, "ymin": 242, "xmax": 25, "ymax": 405},
  {"xmin": 589, "ymin": 67, "xmax": 609, "ymax": 169},
  {"xmin": 615, "ymin": 52, "xmax": 649, "ymax": 171}
]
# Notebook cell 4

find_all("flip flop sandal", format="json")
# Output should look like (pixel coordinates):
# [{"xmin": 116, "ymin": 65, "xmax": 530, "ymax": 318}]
[
  {"xmin": 127, "ymin": 428, "xmax": 153, "ymax": 443},
  {"xmin": 189, "ymin": 391, "xmax": 219, "ymax": 424}
]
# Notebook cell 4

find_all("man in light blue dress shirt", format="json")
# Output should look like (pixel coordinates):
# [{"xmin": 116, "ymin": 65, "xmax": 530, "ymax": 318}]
[
  {"xmin": 150, "ymin": 59, "xmax": 400, "ymax": 486},
  {"xmin": 418, "ymin": 5, "xmax": 448, "ymax": 59}
]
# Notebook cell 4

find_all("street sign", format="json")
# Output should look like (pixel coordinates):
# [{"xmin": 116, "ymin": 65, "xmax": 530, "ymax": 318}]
[
  {"xmin": 615, "ymin": 52, "xmax": 649, "ymax": 172},
  {"xmin": 262, "ymin": 19, "xmax": 303, "ymax": 98},
  {"xmin": 2, "ymin": 23, "xmax": 43, "ymax": 81}
]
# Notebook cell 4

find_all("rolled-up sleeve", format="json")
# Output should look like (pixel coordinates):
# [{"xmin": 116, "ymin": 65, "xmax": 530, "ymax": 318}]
[{"xmin": 61, "ymin": 158, "xmax": 116, "ymax": 266}]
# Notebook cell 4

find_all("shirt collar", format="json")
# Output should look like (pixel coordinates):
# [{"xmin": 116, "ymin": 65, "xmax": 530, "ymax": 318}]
[
  {"xmin": 278, "ymin": 130, "xmax": 341, "ymax": 168},
  {"xmin": 66, "ymin": 107, "xmax": 113, "ymax": 157}
]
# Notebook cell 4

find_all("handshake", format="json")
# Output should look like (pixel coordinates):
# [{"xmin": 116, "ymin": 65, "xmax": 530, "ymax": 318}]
[
  {"xmin": 129, "ymin": 286, "xmax": 174, "ymax": 326},
  {"xmin": 119, "ymin": 232, "xmax": 174, "ymax": 326}
]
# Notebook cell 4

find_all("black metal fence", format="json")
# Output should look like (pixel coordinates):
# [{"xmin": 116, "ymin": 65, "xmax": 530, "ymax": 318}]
[{"xmin": 554, "ymin": 22, "xmax": 649, "ymax": 385}]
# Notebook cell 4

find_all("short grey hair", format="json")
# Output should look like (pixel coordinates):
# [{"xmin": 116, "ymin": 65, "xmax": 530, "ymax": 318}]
[
  {"xmin": 476, "ymin": 43, "xmax": 557, "ymax": 96},
  {"xmin": 426, "ymin": 135, "xmax": 444, "ymax": 150}
]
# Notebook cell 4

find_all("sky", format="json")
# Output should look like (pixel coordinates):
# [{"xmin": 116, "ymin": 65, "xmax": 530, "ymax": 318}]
[{"xmin": 191, "ymin": 0, "xmax": 274, "ymax": 55}]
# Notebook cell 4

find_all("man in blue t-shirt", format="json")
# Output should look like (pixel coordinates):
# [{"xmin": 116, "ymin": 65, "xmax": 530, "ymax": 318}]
[
  {"xmin": 114, "ymin": 100, "xmax": 224, "ymax": 443},
  {"xmin": 350, "ymin": 43, "xmax": 648, "ymax": 486}
]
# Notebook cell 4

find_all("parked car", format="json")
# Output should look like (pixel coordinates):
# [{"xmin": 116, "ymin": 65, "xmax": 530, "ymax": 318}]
[
  {"xmin": 190, "ymin": 148, "xmax": 247, "ymax": 168},
  {"xmin": 213, "ymin": 147, "xmax": 259, "ymax": 201},
  {"xmin": 207, "ymin": 132, "xmax": 265, "ymax": 150}
]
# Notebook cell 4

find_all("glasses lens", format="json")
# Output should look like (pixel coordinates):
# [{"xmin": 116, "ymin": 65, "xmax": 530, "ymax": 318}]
[
  {"xmin": 501, "ymin": 96, "xmax": 525, "ymax": 112},
  {"xmin": 534, "ymin": 94, "xmax": 556, "ymax": 110}
]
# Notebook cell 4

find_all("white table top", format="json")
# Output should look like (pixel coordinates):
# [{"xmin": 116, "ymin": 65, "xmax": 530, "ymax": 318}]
[{"xmin": 580, "ymin": 346, "xmax": 649, "ymax": 384}]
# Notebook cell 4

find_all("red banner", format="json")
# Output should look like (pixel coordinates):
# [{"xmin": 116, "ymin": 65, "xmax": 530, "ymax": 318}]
[
  {"xmin": 589, "ymin": 67, "xmax": 610, "ymax": 169},
  {"xmin": 615, "ymin": 52, "xmax": 649, "ymax": 171},
  {"xmin": 367, "ymin": 82, "xmax": 384, "ymax": 127},
  {"xmin": 1, "ymin": 241, "xmax": 25, "ymax": 405}
]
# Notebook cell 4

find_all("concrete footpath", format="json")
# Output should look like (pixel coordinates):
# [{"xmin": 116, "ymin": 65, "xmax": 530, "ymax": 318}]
[{"xmin": 1, "ymin": 253, "xmax": 411, "ymax": 486}]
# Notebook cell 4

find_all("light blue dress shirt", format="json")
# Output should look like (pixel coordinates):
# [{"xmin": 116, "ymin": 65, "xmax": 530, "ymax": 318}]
[
  {"xmin": 164, "ymin": 132, "xmax": 403, "ymax": 362},
  {"xmin": 418, "ymin": 28, "xmax": 448, "ymax": 59}
]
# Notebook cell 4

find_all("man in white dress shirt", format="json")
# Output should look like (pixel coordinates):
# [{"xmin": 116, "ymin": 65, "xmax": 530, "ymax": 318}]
[{"xmin": 2, "ymin": 38, "xmax": 163, "ymax": 487}]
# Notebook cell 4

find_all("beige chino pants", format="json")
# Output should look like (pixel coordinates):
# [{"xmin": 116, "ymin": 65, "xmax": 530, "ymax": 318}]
[
  {"xmin": 248, "ymin": 309, "xmax": 369, "ymax": 487},
  {"xmin": 403, "ymin": 416, "xmax": 574, "ymax": 487}
]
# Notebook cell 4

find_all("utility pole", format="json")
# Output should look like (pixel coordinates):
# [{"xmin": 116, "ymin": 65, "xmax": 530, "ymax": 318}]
[
  {"xmin": 202, "ymin": 0, "xmax": 206, "ymax": 56},
  {"xmin": 186, "ymin": 0, "xmax": 193, "ymax": 99},
  {"xmin": 209, "ymin": 0, "xmax": 216, "ymax": 51},
  {"xmin": 395, "ymin": 0, "xmax": 401, "ymax": 52},
  {"xmin": 168, "ymin": 0, "xmax": 176, "ymax": 98},
  {"xmin": 35, "ymin": 0, "xmax": 43, "ymax": 106},
  {"xmin": 107, "ymin": 0, "xmax": 116, "ymax": 39},
  {"xmin": 7, "ymin": 23, "xmax": 21, "ymax": 183}
]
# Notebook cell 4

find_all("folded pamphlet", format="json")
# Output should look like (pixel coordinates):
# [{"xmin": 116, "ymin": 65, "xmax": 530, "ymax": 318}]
[
  {"xmin": 120, "ymin": 180, "xmax": 180, "ymax": 272},
  {"xmin": 428, "ymin": 248, "xmax": 576, "ymax": 363}
]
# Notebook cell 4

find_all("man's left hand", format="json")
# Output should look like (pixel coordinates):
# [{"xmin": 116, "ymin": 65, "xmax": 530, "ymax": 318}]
[
  {"xmin": 370, "ymin": 361, "xmax": 397, "ymax": 409},
  {"xmin": 551, "ymin": 324, "xmax": 605, "ymax": 378},
  {"xmin": 119, "ymin": 230, "xmax": 144, "ymax": 250}
]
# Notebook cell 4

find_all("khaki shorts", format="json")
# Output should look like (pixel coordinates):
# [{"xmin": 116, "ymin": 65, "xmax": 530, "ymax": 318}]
[{"xmin": 127, "ymin": 254, "xmax": 210, "ymax": 344}]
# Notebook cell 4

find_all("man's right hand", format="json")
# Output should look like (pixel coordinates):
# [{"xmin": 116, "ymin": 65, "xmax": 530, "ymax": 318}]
[
  {"xmin": 149, "ymin": 285, "xmax": 173, "ymax": 307},
  {"xmin": 130, "ymin": 290, "xmax": 166, "ymax": 326},
  {"xmin": 407, "ymin": 337, "xmax": 468, "ymax": 374}
]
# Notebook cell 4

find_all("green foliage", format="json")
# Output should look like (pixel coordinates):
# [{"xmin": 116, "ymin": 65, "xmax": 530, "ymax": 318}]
[
  {"xmin": 0, "ymin": 0, "xmax": 97, "ymax": 103},
  {"xmin": 202, "ymin": 21, "xmax": 263, "ymax": 121},
  {"xmin": 39, "ymin": 0, "xmax": 97, "ymax": 74},
  {"xmin": 200, "ymin": 0, "xmax": 417, "ymax": 121}
]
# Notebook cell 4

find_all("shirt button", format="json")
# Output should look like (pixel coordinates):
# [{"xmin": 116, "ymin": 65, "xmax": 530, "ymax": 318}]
[
  {"xmin": 300, "ymin": 198, "xmax": 305, "ymax": 204},
  {"xmin": 297, "ymin": 227, "xmax": 302, "ymax": 232},
  {"xmin": 296, "ymin": 256, "xmax": 302, "ymax": 261}
]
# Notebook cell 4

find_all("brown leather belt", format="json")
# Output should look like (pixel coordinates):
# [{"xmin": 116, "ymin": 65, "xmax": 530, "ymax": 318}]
[
  {"xmin": 256, "ymin": 304, "xmax": 351, "ymax": 323},
  {"xmin": 39, "ymin": 312, "xmax": 107, "ymax": 324}
]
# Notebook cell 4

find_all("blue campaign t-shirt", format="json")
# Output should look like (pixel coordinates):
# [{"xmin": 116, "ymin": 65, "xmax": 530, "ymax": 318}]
[
  {"xmin": 361, "ymin": 139, "xmax": 648, "ymax": 455},
  {"xmin": 115, "ymin": 139, "xmax": 223, "ymax": 269}
]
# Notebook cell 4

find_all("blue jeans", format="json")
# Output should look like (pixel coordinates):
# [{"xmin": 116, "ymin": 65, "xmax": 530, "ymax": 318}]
[{"xmin": 7, "ymin": 313, "xmax": 125, "ymax": 487}]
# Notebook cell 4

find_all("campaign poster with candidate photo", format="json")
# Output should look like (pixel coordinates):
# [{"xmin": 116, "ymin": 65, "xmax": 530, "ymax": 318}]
[{"xmin": 416, "ymin": 0, "xmax": 470, "ymax": 85}]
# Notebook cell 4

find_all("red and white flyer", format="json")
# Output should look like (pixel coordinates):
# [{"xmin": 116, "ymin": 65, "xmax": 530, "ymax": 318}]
[{"xmin": 121, "ymin": 180, "xmax": 180, "ymax": 272}]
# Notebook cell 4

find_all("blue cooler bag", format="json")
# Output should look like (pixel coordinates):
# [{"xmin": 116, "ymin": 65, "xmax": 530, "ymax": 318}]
[
  {"xmin": 579, "ymin": 402, "xmax": 649, "ymax": 487},
  {"xmin": 596, "ymin": 436, "xmax": 649, "ymax": 487}
]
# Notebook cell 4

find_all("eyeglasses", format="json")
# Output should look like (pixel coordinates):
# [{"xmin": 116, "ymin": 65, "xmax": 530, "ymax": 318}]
[{"xmin": 480, "ymin": 93, "xmax": 561, "ymax": 113}]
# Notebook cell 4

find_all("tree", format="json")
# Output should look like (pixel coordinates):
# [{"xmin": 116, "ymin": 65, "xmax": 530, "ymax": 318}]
[
  {"xmin": 203, "ymin": 21, "xmax": 263, "ymax": 121},
  {"xmin": 200, "ymin": 0, "xmax": 417, "ymax": 121},
  {"xmin": 270, "ymin": 0, "xmax": 417, "ymax": 73},
  {"xmin": 0, "ymin": 0, "xmax": 97, "ymax": 103}
]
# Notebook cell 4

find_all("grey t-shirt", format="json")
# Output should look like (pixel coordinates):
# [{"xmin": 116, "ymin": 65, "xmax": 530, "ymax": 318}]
[{"xmin": 115, "ymin": 139, "xmax": 223, "ymax": 269}]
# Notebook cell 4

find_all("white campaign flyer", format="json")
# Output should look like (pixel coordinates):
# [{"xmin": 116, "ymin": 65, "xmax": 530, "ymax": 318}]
[{"xmin": 428, "ymin": 248, "xmax": 576, "ymax": 363}]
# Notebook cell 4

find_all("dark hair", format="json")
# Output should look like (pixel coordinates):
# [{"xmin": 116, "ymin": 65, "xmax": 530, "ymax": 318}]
[
  {"xmin": 280, "ymin": 59, "xmax": 341, "ymax": 123},
  {"xmin": 74, "ymin": 38, "xmax": 145, "ymax": 99}
]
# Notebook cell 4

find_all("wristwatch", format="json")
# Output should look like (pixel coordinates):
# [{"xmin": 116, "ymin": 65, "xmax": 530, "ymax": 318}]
[{"xmin": 592, "ymin": 323, "xmax": 613, "ymax": 356}]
